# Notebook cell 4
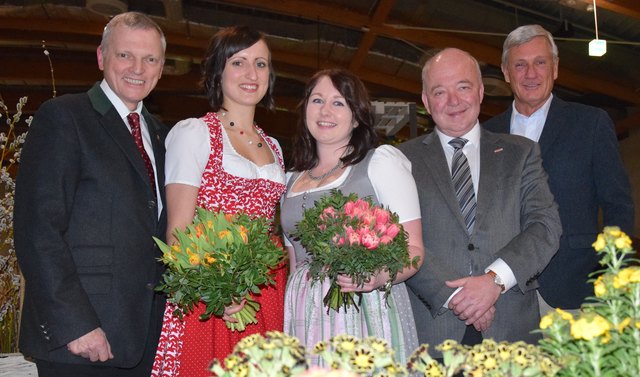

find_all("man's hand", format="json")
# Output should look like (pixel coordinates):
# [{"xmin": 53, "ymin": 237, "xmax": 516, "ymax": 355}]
[
  {"xmin": 67, "ymin": 327, "xmax": 113, "ymax": 362},
  {"xmin": 446, "ymin": 274, "xmax": 501, "ymax": 326},
  {"xmin": 472, "ymin": 305, "xmax": 496, "ymax": 331}
]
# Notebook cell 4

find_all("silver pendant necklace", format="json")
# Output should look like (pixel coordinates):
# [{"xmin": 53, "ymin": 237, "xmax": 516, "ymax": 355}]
[{"xmin": 307, "ymin": 161, "xmax": 342, "ymax": 181}]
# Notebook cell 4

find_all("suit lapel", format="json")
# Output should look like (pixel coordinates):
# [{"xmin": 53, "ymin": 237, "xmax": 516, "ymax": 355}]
[
  {"xmin": 476, "ymin": 129, "xmax": 504, "ymax": 230},
  {"xmin": 538, "ymin": 96, "xmax": 565, "ymax": 156},
  {"xmin": 143, "ymin": 108, "xmax": 166, "ymax": 202},
  {"xmin": 421, "ymin": 133, "xmax": 469, "ymax": 231},
  {"xmin": 493, "ymin": 110, "xmax": 512, "ymax": 134},
  {"xmin": 88, "ymin": 84, "xmax": 155, "ymax": 196}
]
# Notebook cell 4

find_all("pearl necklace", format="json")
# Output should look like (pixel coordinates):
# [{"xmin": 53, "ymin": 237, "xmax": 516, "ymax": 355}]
[{"xmin": 307, "ymin": 161, "xmax": 342, "ymax": 181}]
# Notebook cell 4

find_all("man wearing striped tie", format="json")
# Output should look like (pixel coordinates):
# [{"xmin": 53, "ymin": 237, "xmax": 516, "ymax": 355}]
[{"xmin": 398, "ymin": 47, "xmax": 561, "ymax": 357}]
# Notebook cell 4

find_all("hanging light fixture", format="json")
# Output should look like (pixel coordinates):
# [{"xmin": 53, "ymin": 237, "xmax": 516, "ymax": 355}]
[{"xmin": 588, "ymin": 0, "xmax": 607, "ymax": 56}]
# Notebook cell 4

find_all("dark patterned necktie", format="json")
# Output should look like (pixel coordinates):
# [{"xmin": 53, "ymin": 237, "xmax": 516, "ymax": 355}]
[
  {"xmin": 449, "ymin": 137, "xmax": 476, "ymax": 233},
  {"xmin": 127, "ymin": 113, "xmax": 157, "ymax": 198}
]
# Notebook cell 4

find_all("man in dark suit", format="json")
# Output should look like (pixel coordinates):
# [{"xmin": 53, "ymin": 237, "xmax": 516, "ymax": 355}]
[
  {"xmin": 14, "ymin": 12, "xmax": 168, "ymax": 377},
  {"xmin": 483, "ymin": 24, "xmax": 634, "ymax": 311},
  {"xmin": 399, "ymin": 48, "xmax": 561, "ymax": 354}
]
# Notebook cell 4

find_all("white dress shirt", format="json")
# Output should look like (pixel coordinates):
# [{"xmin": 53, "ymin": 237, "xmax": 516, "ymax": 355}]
[
  {"xmin": 100, "ymin": 80, "xmax": 163, "ymax": 217},
  {"xmin": 510, "ymin": 94, "xmax": 553, "ymax": 142},
  {"xmin": 436, "ymin": 122, "xmax": 516, "ymax": 308}
]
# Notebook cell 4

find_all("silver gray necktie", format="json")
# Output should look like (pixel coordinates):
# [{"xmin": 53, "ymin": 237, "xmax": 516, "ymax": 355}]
[{"xmin": 449, "ymin": 138, "xmax": 476, "ymax": 233}]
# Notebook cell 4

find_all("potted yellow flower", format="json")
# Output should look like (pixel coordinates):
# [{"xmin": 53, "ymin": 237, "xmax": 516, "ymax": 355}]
[{"xmin": 539, "ymin": 226, "xmax": 639, "ymax": 376}]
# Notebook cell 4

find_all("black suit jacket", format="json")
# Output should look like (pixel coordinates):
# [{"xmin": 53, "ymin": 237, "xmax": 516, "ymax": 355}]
[
  {"xmin": 484, "ymin": 96, "xmax": 634, "ymax": 308},
  {"xmin": 14, "ymin": 83, "xmax": 168, "ymax": 366}
]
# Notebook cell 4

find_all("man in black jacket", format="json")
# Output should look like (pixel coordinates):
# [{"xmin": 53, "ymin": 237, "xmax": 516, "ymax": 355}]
[
  {"xmin": 15, "ymin": 12, "xmax": 168, "ymax": 377},
  {"xmin": 483, "ymin": 24, "xmax": 634, "ymax": 311}
]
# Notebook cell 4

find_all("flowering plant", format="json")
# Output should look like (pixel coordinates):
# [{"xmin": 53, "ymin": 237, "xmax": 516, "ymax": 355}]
[
  {"xmin": 407, "ymin": 339, "xmax": 560, "ymax": 377},
  {"xmin": 0, "ymin": 96, "xmax": 30, "ymax": 352},
  {"xmin": 209, "ymin": 331, "xmax": 308, "ymax": 377},
  {"xmin": 312, "ymin": 334, "xmax": 407, "ymax": 376},
  {"xmin": 297, "ymin": 368, "xmax": 358, "ymax": 377},
  {"xmin": 154, "ymin": 207, "xmax": 285, "ymax": 331},
  {"xmin": 538, "ymin": 226, "xmax": 639, "ymax": 376},
  {"xmin": 0, "ymin": 42, "xmax": 54, "ymax": 352},
  {"xmin": 294, "ymin": 190, "xmax": 418, "ymax": 312}
]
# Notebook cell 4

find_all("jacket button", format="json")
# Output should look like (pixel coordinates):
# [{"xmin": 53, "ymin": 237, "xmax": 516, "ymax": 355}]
[
  {"xmin": 146, "ymin": 283, "xmax": 156, "ymax": 291},
  {"xmin": 467, "ymin": 243, "xmax": 475, "ymax": 251},
  {"xmin": 148, "ymin": 200, "xmax": 156, "ymax": 209}
]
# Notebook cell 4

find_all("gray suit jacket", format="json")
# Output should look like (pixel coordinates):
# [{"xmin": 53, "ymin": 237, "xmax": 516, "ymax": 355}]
[
  {"xmin": 398, "ymin": 127, "xmax": 561, "ymax": 350},
  {"xmin": 14, "ymin": 83, "xmax": 168, "ymax": 367}
]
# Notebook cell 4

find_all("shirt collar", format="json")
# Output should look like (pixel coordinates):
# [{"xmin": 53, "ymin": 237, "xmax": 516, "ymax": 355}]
[
  {"xmin": 436, "ymin": 120, "xmax": 481, "ymax": 150},
  {"xmin": 100, "ymin": 80, "xmax": 143, "ymax": 120},
  {"xmin": 512, "ymin": 93, "xmax": 553, "ymax": 121}
]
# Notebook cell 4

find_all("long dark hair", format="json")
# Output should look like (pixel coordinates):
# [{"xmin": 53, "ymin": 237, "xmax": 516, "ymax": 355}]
[
  {"xmin": 200, "ymin": 26, "xmax": 276, "ymax": 111},
  {"xmin": 289, "ymin": 68, "xmax": 378, "ymax": 172}
]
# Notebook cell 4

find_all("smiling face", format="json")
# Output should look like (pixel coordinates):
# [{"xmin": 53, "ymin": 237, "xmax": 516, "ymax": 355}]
[
  {"xmin": 502, "ymin": 36, "xmax": 558, "ymax": 116},
  {"xmin": 220, "ymin": 39, "xmax": 270, "ymax": 110},
  {"xmin": 305, "ymin": 75, "xmax": 358, "ymax": 149},
  {"xmin": 422, "ymin": 48, "xmax": 484, "ymax": 137},
  {"xmin": 97, "ymin": 24, "xmax": 165, "ymax": 111}
]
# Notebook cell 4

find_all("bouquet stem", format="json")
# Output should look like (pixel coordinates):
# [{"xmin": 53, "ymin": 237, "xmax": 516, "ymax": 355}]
[
  {"xmin": 323, "ymin": 281, "xmax": 361, "ymax": 314},
  {"xmin": 225, "ymin": 297, "xmax": 260, "ymax": 332}
]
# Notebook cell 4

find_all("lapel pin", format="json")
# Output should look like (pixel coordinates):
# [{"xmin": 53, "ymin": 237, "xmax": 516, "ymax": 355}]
[{"xmin": 494, "ymin": 147, "xmax": 504, "ymax": 153}]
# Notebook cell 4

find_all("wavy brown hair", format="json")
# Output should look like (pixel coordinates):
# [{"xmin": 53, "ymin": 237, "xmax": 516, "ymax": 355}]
[{"xmin": 289, "ymin": 68, "xmax": 378, "ymax": 172}]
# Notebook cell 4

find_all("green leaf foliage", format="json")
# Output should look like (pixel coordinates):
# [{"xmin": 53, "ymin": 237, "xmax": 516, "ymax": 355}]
[
  {"xmin": 294, "ymin": 190, "xmax": 418, "ymax": 312},
  {"xmin": 154, "ymin": 208, "xmax": 285, "ymax": 330}
]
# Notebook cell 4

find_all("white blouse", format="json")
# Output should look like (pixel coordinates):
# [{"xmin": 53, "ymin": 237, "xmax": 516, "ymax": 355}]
[
  {"xmin": 286, "ymin": 144, "xmax": 421, "ymax": 224},
  {"xmin": 165, "ymin": 117, "xmax": 286, "ymax": 187}
]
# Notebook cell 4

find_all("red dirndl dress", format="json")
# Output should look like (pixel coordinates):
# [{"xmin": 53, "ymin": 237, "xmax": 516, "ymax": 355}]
[{"xmin": 151, "ymin": 112, "xmax": 287, "ymax": 376}]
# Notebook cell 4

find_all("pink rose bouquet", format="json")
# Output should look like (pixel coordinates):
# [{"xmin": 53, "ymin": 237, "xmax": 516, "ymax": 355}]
[{"xmin": 294, "ymin": 190, "xmax": 418, "ymax": 313}]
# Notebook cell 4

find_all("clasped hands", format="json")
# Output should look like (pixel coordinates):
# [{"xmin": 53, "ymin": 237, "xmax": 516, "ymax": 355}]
[
  {"xmin": 446, "ymin": 273, "xmax": 502, "ymax": 332},
  {"xmin": 336, "ymin": 270, "xmax": 391, "ymax": 293}
]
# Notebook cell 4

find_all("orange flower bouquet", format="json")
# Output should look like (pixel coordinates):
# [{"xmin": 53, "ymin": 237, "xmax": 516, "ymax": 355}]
[{"xmin": 153, "ymin": 207, "xmax": 285, "ymax": 331}]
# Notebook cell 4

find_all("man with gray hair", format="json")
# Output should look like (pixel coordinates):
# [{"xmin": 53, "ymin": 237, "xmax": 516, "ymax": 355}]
[{"xmin": 484, "ymin": 24, "xmax": 634, "ymax": 312}]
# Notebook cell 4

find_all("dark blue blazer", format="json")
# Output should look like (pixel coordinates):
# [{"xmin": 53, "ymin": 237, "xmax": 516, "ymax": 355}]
[
  {"xmin": 484, "ymin": 96, "xmax": 634, "ymax": 308},
  {"xmin": 14, "ymin": 83, "xmax": 168, "ymax": 366}
]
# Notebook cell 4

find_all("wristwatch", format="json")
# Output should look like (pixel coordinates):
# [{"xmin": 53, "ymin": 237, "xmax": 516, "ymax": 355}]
[{"xmin": 487, "ymin": 270, "xmax": 505, "ymax": 292}]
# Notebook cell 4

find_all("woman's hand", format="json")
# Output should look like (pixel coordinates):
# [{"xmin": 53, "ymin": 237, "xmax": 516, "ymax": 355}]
[
  {"xmin": 336, "ymin": 270, "xmax": 391, "ymax": 293},
  {"xmin": 221, "ymin": 299, "xmax": 247, "ymax": 322}
]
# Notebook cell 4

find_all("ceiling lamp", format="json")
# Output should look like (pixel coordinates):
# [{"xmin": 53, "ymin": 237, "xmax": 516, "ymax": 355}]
[{"xmin": 588, "ymin": 0, "xmax": 606, "ymax": 57}]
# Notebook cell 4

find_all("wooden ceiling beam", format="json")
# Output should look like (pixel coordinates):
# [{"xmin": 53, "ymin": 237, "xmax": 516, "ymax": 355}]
[
  {"xmin": 2, "ymin": 12, "xmax": 638, "ymax": 110},
  {"xmin": 349, "ymin": 0, "xmax": 396, "ymax": 72},
  {"xmin": 222, "ymin": 0, "xmax": 640, "ymax": 106},
  {"xmin": 595, "ymin": 0, "xmax": 640, "ymax": 21},
  {"xmin": 221, "ymin": 0, "xmax": 370, "ymax": 28},
  {"xmin": 0, "ymin": 3, "xmax": 637, "ymax": 134}
]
